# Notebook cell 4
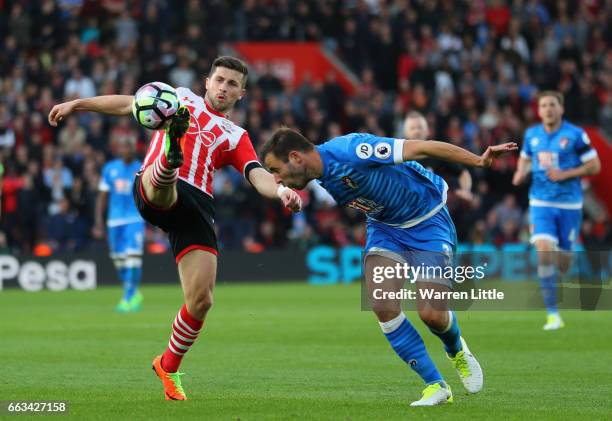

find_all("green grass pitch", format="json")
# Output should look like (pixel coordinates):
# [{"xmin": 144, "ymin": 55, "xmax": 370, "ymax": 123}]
[{"xmin": 2, "ymin": 282, "xmax": 611, "ymax": 420}]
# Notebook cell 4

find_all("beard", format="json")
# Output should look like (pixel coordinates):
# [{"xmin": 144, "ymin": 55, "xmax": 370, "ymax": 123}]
[
  {"xmin": 286, "ymin": 162, "xmax": 310, "ymax": 189},
  {"xmin": 206, "ymin": 92, "xmax": 234, "ymax": 114}
]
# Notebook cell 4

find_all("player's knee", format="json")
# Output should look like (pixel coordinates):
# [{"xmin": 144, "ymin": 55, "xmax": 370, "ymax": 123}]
[
  {"xmin": 417, "ymin": 307, "xmax": 446, "ymax": 331},
  {"xmin": 186, "ymin": 288, "xmax": 214, "ymax": 319},
  {"xmin": 372, "ymin": 308, "xmax": 401, "ymax": 323},
  {"xmin": 535, "ymin": 240, "xmax": 555, "ymax": 265},
  {"xmin": 558, "ymin": 257, "xmax": 572, "ymax": 277}
]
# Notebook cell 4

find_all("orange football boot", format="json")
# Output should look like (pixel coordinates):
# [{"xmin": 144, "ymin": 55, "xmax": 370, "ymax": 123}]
[{"xmin": 152, "ymin": 355, "xmax": 187, "ymax": 400}]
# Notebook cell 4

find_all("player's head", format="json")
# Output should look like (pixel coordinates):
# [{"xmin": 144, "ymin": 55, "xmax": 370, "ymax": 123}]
[
  {"xmin": 261, "ymin": 128, "xmax": 316, "ymax": 189},
  {"xmin": 537, "ymin": 90, "xmax": 564, "ymax": 127},
  {"xmin": 118, "ymin": 136, "xmax": 136, "ymax": 162},
  {"xmin": 403, "ymin": 111, "xmax": 429, "ymax": 140},
  {"xmin": 205, "ymin": 56, "xmax": 248, "ymax": 114}
]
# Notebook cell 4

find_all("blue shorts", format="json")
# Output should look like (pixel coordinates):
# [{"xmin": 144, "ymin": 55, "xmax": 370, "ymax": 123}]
[
  {"xmin": 365, "ymin": 207, "xmax": 457, "ymax": 268},
  {"xmin": 107, "ymin": 222, "xmax": 145, "ymax": 258},
  {"xmin": 529, "ymin": 206, "xmax": 582, "ymax": 251}
]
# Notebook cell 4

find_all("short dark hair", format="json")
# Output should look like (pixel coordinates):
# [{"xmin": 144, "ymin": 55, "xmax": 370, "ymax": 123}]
[
  {"xmin": 260, "ymin": 128, "xmax": 314, "ymax": 162},
  {"xmin": 538, "ymin": 90, "xmax": 564, "ymax": 106},
  {"xmin": 210, "ymin": 56, "xmax": 249, "ymax": 87}
]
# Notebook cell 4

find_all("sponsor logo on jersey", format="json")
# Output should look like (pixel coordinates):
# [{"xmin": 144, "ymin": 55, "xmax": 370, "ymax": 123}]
[
  {"xmin": 347, "ymin": 197, "xmax": 383, "ymax": 214},
  {"xmin": 220, "ymin": 120, "xmax": 234, "ymax": 134},
  {"xmin": 187, "ymin": 115, "xmax": 217, "ymax": 146},
  {"xmin": 356, "ymin": 143, "xmax": 373, "ymax": 159},
  {"xmin": 341, "ymin": 176, "xmax": 358, "ymax": 189},
  {"xmin": 374, "ymin": 142, "xmax": 391, "ymax": 159},
  {"xmin": 113, "ymin": 179, "xmax": 130, "ymax": 193}
]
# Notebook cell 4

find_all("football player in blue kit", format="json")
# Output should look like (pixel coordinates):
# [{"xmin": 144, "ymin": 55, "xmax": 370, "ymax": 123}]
[
  {"xmin": 95, "ymin": 137, "xmax": 146, "ymax": 312},
  {"xmin": 262, "ymin": 128, "xmax": 517, "ymax": 406},
  {"xmin": 513, "ymin": 91, "xmax": 600, "ymax": 330}
]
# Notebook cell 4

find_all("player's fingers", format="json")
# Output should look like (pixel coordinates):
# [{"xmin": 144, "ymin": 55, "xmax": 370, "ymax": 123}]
[
  {"xmin": 281, "ymin": 195, "xmax": 292, "ymax": 208},
  {"xmin": 292, "ymin": 198, "xmax": 302, "ymax": 211},
  {"xmin": 48, "ymin": 108, "xmax": 58, "ymax": 126},
  {"xmin": 287, "ymin": 195, "xmax": 301, "ymax": 212},
  {"xmin": 493, "ymin": 143, "xmax": 517, "ymax": 151}
]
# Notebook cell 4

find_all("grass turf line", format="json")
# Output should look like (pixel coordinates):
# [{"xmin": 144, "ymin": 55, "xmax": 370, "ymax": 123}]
[{"xmin": 1, "ymin": 283, "xmax": 611, "ymax": 420}]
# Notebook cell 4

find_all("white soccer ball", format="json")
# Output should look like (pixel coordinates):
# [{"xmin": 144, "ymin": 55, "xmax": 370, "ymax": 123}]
[{"xmin": 132, "ymin": 82, "xmax": 179, "ymax": 129}]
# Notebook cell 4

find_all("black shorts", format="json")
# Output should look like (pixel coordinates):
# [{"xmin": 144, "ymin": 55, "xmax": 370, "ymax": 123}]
[{"xmin": 133, "ymin": 175, "xmax": 218, "ymax": 262}]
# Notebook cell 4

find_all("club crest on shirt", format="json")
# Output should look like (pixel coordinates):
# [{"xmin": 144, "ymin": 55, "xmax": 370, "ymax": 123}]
[
  {"xmin": 530, "ymin": 137, "xmax": 539, "ymax": 148},
  {"xmin": 341, "ymin": 176, "xmax": 358, "ymax": 189},
  {"xmin": 559, "ymin": 137, "xmax": 568, "ymax": 149},
  {"xmin": 374, "ymin": 142, "xmax": 391, "ymax": 159}
]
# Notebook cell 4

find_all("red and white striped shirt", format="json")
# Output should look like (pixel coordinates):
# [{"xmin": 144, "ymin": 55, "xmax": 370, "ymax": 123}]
[{"xmin": 141, "ymin": 87, "xmax": 259, "ymax": 196}]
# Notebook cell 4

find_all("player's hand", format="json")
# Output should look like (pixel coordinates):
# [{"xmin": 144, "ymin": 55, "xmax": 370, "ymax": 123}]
[
  {"xmin": 280, "ymin": 188, "xmax": 302, "ymax": 213},
  {"xmin": 512, "ymin": 171, "xmax": 526, "ymax": 186},
  {"xmin": 168, "ymin": 106, "xmax": 191, "ymax": 140},
  {"xmin": 48, "ymin": 100, "xmax": 77, "ymax": 127},
  {"xmin": 546, "ymin": 168, "xmax": 568, "ymax": 182},
  {"xmin": 92, "ymin": 224, "xmax": 105, "ymax": 239},
  {"xmin": 455, "ymin": 189, "xmax": 474, "ymax": 202},
  {"xmin": 479, "ymin": 142, "xmax": 518, "ymax": 167}
]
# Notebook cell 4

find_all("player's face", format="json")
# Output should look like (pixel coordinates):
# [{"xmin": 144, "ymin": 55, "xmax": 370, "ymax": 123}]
[
  {"xmin": 538, "ymin": 96, "xmax": 563, "ymax": 126},
  {"xmin": 264, "ymin": 152, "xmax": 310, "ymax": 190},
  {"xmin": 205, "ymin": 67, "xmax": 246, "ymax": 113},
  {"xmin": 118, "ymin": 140, "xmax": 135, "ymax": 161},
  {"xmin": 404, "ymin": 117, "xmax": 429, "ymax": 140}
]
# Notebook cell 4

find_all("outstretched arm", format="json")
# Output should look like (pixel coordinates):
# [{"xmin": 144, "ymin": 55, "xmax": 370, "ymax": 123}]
[
  {"xmin": 512, "ymin": 156, "xmax": 532, "ymax": 185},
  {"xmin": 48, "ymin": 95, "xmax": 134, "ymax": 126},
  {"xmin": 455, "ymin": 169, "xmax": 474, "ymax": 201},
  {"xmin": 248, "ymin": 167, "xmax": 302, "ymax": 212},
  {"xmin": 402, "ymin": 140, "xmax": 518, "ymax": 168},
  {"xmin": 93, "ymin": 190, "xmax": 108, "ymax": 239}
]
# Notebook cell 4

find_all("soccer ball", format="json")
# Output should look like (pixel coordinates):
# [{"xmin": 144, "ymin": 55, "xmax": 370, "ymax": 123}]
[{"xmin": 132, "ymin": 82, "xmax": 179, "ymax": 129}]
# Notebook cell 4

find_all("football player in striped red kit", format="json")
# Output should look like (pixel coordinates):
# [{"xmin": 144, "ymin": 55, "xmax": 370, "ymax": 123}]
[{"xmin": 48, "ymin": 56, "xmax": 302, "ymax": 400}]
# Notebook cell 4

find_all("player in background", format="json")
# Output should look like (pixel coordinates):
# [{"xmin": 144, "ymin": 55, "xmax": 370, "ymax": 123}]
[
  {"xmin": 262, "ymin": 128, "xmax": 516, "ymax": 406},
  {"xmin": 48, "ymin": 56, "xmax": 302, "ymax": 401},
  {"xmin": 94, "ymin": 136, "xmax": 145, "ymax": 312},
  {"xmin": 512, "ymin": 91, "xmax": 600, "ymax": 330},
  {"xmin": 404, "ymin": 111, "xmax": 473, "ymax": 201}
]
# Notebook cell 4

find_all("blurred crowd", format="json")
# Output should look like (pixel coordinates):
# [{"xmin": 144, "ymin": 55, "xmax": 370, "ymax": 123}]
[{"xmin": 0, "ymin": 0, "xmax": 610, "ymax": 255}]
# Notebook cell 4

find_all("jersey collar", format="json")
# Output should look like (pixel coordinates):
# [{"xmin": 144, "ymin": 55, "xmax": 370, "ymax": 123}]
[
  {"xmin": 542, "ymin": 120, "xmax": 565, "ymax": 137},
  {"xmin": 315, "ymin": 145, "xmax": 329, "ymax": 180}
]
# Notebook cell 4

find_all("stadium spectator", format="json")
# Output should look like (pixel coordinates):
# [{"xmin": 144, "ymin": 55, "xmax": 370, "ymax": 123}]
[{"xmin": 0, "ymin": 0, "xmax": 610, "ymax": 254}]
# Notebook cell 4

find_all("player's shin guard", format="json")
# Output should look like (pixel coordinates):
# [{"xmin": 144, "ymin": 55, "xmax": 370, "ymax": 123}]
[
  {"xmin": 161, "ymin": 304, "xmax": 203, "ymax": 373},
  {"xmin": 538, "ymin": 265, "xmax": 558, "ymax": 314},
  {"xmin": 151, "ymin": 153, "xmax": 178, "ymax": 189},
  {"xmin": 380, "ymin": 312, "xmax": 443, "ymax": 385},
  {"xmin": 428, "ymin": 310, "xmax": 462, "ymax": 357}
]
